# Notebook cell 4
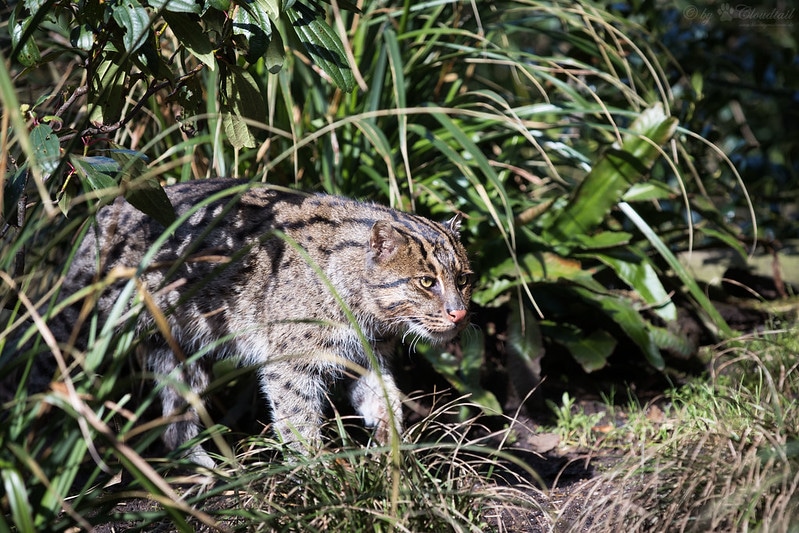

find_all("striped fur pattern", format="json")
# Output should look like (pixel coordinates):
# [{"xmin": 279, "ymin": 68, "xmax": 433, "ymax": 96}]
[{"xmin": 15, "ymin": 179, "xmax": 473, "ymax": 466}]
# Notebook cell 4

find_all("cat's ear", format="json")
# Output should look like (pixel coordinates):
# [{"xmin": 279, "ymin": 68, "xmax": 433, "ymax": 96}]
[
  {"xmin": 369, "ymin": 221, "xmax": 406, "ymax": 263},
  {"xmin": 445, "ymin": 212, "xmax": 463, "ymax": 236}
]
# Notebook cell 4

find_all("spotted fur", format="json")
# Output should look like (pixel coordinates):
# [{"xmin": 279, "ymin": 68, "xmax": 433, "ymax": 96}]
[{"xmin": 9, "ymin": 178, "xmax": 473, "ymax": 466}]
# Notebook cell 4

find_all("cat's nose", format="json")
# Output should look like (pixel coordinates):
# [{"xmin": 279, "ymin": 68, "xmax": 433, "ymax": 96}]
[{"xmin": 446, "ymin": 308, "xmax": 467, "ymax": 324}]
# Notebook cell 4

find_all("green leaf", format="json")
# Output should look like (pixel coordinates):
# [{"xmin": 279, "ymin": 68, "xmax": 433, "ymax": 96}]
[
  {"xmin": 506, "ymin": 302, "xmax": 543, "ymax": 399},
  {"xmin": 571, "ymin": 284, "xmax": 665, "ymax": 369},
  {"xmin": 285, "ymin": 1, "xmax": 354, "ymax": 92},
  {"xmin": 134, "ymin": 36, "xmax": 173, "ymax": 79},
  {"xmin": 149, "ymin": 0, "xmax": 201, "ymax": 13},
  {"xmin": 71, "ymin": 155, "xmax": 118, "ymax": 192},
  {"xmin": 544, "ymin": 103, "xmax": 678, "ymax": 246},
  {"xmin": 205, "ymin": 0, "xmax": 230, "ymax": 10},
  {"xmin": 697, "ymin": 227, "xmax": 748, "ymax": 259},
  {"xmin": 571, "ymin": 230, "xmax": 632, "ymax": 249},
  {"xmin": 472, "ymin": 251, "xmax": 589, "ymax": 307},
  {"xmin": 691, "ymin": 71, "xmax": 704, "ymax": 100},
  {"xmin": 103, "ymin": 150, "xmax": 175, "ymax": 226},
  {"xmin": 112, "ymin": 0, "xmax": 151, "ymax": 53},
  {"xmin": 254, "ymin": 0, "xmax": 280, "ymax": 20},
  {"xmin": 544, "ymin": 323, "xmax": 617, "ymax": 373},
  {"xmin": 1, "ymin": 465, "xmax": 35, "ymax": 533},
  {"xmin": 264, "ymin": 27, "xmax": 284, "ymax": 73},
  {"xmin": 619, "ymin": 201, "xmax": 732, "ymax": 337},
  {"xmin": 29, "ymin": 123, "xmax": 60, "ymax": 177},
  {"xmin": 123, "ymin": 176, "xmax": 177, "ymax": 228},
  {"xmin": 162, "ymin": 12, "xmax": 216, "ymax": 70},
  {"xmin": 222, "ymin": 113, "xmax": 254, "ymax": 149},
  {"xmin": 622, "ymin": 181, "xmax": 674, "ymax": 202},
  {"xmin": 595, "ymin": 253, "xmax": 677, "ymax": 322},
  {"xmin": 233, "ymin": 1, "xmax": 272, "ymax": 64},
  {"xmin": 649, "ymin": 325, "xmax": 695, "ymax": 359},
  {"xmin": 220, "ymin": 66, "xmax": 265, "ymax": 149},
  {"xmin": 69, "ymin": 23, "xmax": 95, "ymax": 51},
  {"xmin": 89, "ymin": 59, "xmax": 126, "ymax": 125},
  {"xmin": 9, "ymin": 7, "xmax": 41, "ymax": 67}
]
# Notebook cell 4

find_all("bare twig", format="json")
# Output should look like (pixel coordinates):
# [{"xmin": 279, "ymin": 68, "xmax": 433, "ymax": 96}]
[
  {"xmin": 14, "ymin": 188, "xmax": 27, "ymax": 278},
  {"xmin": 54, "ymin": 85, "xmax": 88, "ymax": 118}
]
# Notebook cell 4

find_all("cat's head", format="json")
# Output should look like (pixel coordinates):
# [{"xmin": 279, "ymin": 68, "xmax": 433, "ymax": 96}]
[{"xmin": 366, "ymin": 215, "xmax": 472, "ymax": 344}]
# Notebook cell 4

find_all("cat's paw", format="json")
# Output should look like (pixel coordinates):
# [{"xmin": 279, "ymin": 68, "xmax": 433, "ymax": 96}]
[
  {"xmin": 186, "ymin": 445, "xmax": 217, "ymax": 470},
  {"xmin": 351, "ymin": 371, "xmax": 403, "ymax": 444},
  {"xmin": 357, "ymin": 395, "xmax": 390, "ymax": 430}
]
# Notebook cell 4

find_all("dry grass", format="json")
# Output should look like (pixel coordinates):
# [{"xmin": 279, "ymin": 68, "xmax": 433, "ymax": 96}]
[{"xmin": 528, "ymin": 327, "xmax": 799, "ymax": 533}]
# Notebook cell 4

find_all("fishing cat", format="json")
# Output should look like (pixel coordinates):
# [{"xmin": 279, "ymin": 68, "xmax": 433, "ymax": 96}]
[{"xmin": 9, "ymin": 178, "xmax": 472, "ymax": 467}]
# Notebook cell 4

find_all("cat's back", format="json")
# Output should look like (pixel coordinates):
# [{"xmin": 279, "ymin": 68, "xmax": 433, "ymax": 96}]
[{"xmin": 71, "ymin": 178, "xmax": 467, "ymax": 302}]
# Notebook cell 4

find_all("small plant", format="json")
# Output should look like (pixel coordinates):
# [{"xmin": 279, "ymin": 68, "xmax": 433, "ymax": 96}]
[{"xmin": 546, "ymin": 392, "xmax": 606, "ymax": 448}]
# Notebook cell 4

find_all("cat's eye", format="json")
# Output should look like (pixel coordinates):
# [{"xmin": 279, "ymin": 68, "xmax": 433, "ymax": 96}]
[
  {"xmin": 456, "ymin": 273, "xmax": 471, "ymax": 288},
  {"xmin": 419, "ymin": 276, "xmax": 436, "ymax": 288}
]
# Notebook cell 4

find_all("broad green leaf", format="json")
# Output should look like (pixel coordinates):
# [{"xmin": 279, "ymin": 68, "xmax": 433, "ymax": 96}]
[
  {"xmin": 571, "ymin": 284, "xmax": 665, "ymax": 369},
  {"xmin": 544, "ymin": 103, "xmax": 678, "ymax": 246},
  {"xmin": 222, "ymin": 113, "xmax": 254, "ymax": 149},
  {"xmin": 595, "ymin": 253, "xmax": 677, "ymax": 322},
  {"xmin": 285, "ymin": 1, "xmax": 354, "ymax": 92},
  {"xmin": 23, "ymin": 0, "xmax": 49, "ymax": 10},
  {"xmin": 543, "ymin": 323, "xmax": 617, "ymax": 373},
  {"xmin": 102, "ymin": 150, "xmax": 175, "ymax": 226},
  {"xmin": 571, "ymin": 230, "xmax": 632, "ymax": 249},
  {"xmin": 233, "ymin": 2, "xmax": 272, "ymax": 64},
  {"xmin": 70, "ymin": 23, "xmax": 95, "ymax": 51},
  {"xmin": 89, "ymin": 59, "xmax": 126, "ymax": 125},
  {"xmin": 123, "ymin": 176, "xmax": 177, "ymax": 228},
  {"xmin": 264, "ymin": 27, "xmax": 284, "ymax": 73},
  {"xmin": 649, "ymin": 325, "xmax": 695, "ymax": 359},
  {"xmin": 691, "ymin": 71, "xmax": 704, "ymax": 100},
  {"xmin": 10, "ymin": 7, "xmax": 41, "ymax": 67},
  {"xmin": 134, "ymin": 37, "xmax": 173, "ymax": 79},
  {"xmin": 619, "ymin": 201, "xmax": 732, "ymax": 336},
  {"xmin": 697, "ymin": 227, "xmax": 748, "ymax": 259},
  {"xmin": 149, "ymin": 0, "xmax": 201, "ymax": 13},
  {"xmin": 506, "ymin": 302, "xmax": 543, "ymax": 399},
  {"xmin": 254, "ymin": 0, "xmax": 280, "ymax": 20},
  {"xmin": 473, "ymin": 251, "xmax": 588, "ymax": 306},
  {"xmin": 30, "ymin": 123, "xmax": 60, "ymax": 177},
  {"xmin": 162, "ymin": 12, "xmax": 216, "ymax": 70},
  {"xmin": 567, "ymin": 330, "xmax": 617, "ymax": 373},
  {"xmin": 112, "ymin": 0, "xmax": 151, "ymax": 53},
  {"xmin": 220, "ymin": 66, "xmax": 265, "ymax": 149},
  {"xmin": 204, "ymin": 0, "xmax": 230, "ymax": 10},
  {"xmin": 71, "ymin": 155, "xmax": 118, "ymax": 192},
  {"xmin": 73, "ymin": 155, "xmax": 120, "ymax": 174},
  {"xmin": 622, "ymin": 181, "xmax": 674, "ymax": 202}
]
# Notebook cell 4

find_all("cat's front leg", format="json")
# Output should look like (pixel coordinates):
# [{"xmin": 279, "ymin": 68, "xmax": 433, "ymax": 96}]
[
  {"xmin": 258, "ymin": 363, "xmax": 327, "ymax": 452},
  {"xmin": 150, "ymin": 346, "xmax": 215, "ymax": 469},
  {"xmin": 350, "ymin": 369, "xmax": 403, "ymax": 445}
]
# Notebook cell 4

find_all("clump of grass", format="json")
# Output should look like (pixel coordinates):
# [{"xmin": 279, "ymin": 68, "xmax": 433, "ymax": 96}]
[
  {"xmin": 80, "ymin": 399, "xmax": 550, "ymax": 531},
  {"xmin": 552, "ymin": 328, "xmax": 799, "ymax": 532}
]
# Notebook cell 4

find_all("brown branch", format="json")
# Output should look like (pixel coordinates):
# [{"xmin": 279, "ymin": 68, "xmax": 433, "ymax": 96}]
[
  {"xmin": 59, "ymin": 64, "xmax": 205, "ymax": 143},
  {"xmin": 54, "ymin": 85, "xmax": 89, "ymax": 118},
  {"xmin": 14, "ymin": 190, "xmax": 27, "ymax": 278}
]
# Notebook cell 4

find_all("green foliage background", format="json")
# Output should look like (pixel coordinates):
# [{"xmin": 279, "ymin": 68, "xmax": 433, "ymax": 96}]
[{"xmin": 0, "ymin": 0, "xmax": 796, "ymax": 528}]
